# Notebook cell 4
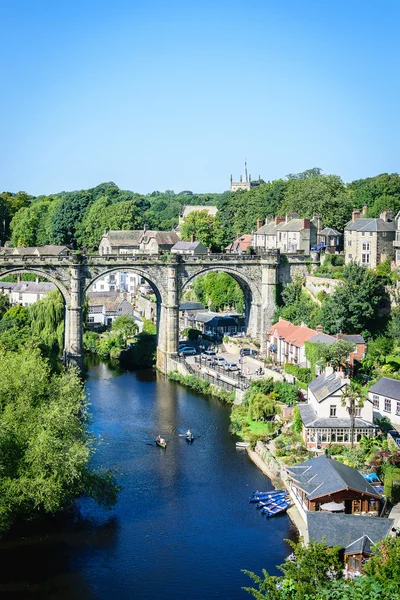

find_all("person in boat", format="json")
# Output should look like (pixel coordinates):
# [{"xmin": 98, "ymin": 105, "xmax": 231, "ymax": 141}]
[{"xmin": 186, "ymin": 429, "xmax": 191, "ymax": 437}]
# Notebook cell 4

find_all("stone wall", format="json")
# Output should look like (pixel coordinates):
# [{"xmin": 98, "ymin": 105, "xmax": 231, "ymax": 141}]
[{"xmin": 305, "ymin": 275, "xmax": 341, "ymax": 298}]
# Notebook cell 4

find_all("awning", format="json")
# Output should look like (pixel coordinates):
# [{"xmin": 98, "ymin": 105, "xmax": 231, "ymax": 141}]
[
  {"xmin": 320, "ymin": 502, "xmax": 345, "ymax": 512},
  {"xmin": 269, "ymin": 344, "xmax": 277, "ymax": 352}
]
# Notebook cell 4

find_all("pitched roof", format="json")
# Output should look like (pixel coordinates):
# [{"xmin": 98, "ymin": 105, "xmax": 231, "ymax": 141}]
[
  {"xmin": 345, "ymin": 218, "xmax": 396, "ymax": 232},
  {"xmin": 285, "ymin": 325, "xmax": 317, "ymax": 347},
  {"xmin": 369, "ymin": 377, "xmax": 400, "ymax": 401},
  {"xmin": 13, "ymin": 282, "xmax": 55, "ymax": 293},
  {"xmin": 307, "ymin": 512, "xmax": 393, "ymax": 552},
  {"xmin": 141, "ymin": 231, "xmax": 180, "ymax": 246},
  {"xmin": 172, "ymin": 241, "xmax": 205, "ymax": 251},
  {"xmin": 12, "ymin": 247, "xmax": 38, "ymax": 255},
  {"xmin": 101, "ymin": 231, "xmax": 142, "ymax": 247},
  {"xmin": 225, "ymin": 234, "xmax": 252, "ymax": 251},
  {"xmin": 180, "ymin": 205, "xmax": 218, "ymax": 218},
  {"xmin": 286, "ymin": 455, "xmax": 381, "ymax": 500},
  {"xmin": 267, "ymin": 319, "xmax": 297, "ymax": 338},
  {"xmin": 0, "ymin": 247, "xmax": 15, "ymax": 255},
  {"xmin": 297, "ymin": 403, "xmax": 376, "ymax": 429},
  {"xmin": 318, "ymin": 227, "xmax": 342, "ymax": 237},
  {"xmin": 35, "ymin": 245, "xmax": 69, "ymax": 255},
  {"xmin": 255, "ymin": 222, "xmax": 277, "ymax": 235},
  {"xmin": 276, "ymin": 218, "xmax": 309, "ymax": 232},
  {"xmin": 307, "ymin": 332, "xmax": 336, "ymax": 345},
  {"xmin": 308, "ymin": 373, "xmax": 348, "ymax": 402},
  {"xmin": 341, "ymin": 334, "xmax": 365, "ymax": 344}
]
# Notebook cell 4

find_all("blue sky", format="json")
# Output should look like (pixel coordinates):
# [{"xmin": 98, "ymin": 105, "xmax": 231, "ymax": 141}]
[{"xmin": 1, "ymin": 0, "xmax": 399, "ymax": 196}]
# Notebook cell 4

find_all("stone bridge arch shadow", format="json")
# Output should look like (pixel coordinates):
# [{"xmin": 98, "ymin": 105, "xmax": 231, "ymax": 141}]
[
  {"xmin": 82, "ymin": 265, "xmax": 169, "ymax": 349},
  {"xmin": 178, "ymin": 265, "xmax": 264, "ymax": 341}
]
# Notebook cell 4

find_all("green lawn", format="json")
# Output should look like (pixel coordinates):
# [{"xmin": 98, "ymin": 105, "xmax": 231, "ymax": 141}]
[{"xmin": 247, "ymin": 421, "xmax": 274, "ymax": 436}]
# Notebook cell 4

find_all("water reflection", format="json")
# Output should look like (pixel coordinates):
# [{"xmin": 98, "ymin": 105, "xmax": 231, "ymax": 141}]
[{"xmin": 0, "ymin": 361, "xmax": 297, "ymax": 600}]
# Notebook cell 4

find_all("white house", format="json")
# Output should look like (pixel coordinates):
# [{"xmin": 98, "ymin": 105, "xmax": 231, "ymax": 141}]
[
  {"xmin": 171, "ymin": 241, "xmax": 207, "ymax": 255},
  {"xmin": 11, "ymin": 281, "xmax": 56, "ymax": 307},
  {"xmin": 252, "ymin": 215, "xmax": 320, "ymax": 254},
  {"xmin": 90, "ymin": 271, "xmax": 142, "ymax": 295},
  {"xmin": 298, "ymin": 369, "xmax": 376, "ymax": 449},
  {"xmin": 369, "ymin": 377, "xmax": 400, "ymax": 429},
  {"xmin": 87, "ymin": 292, "xmax": 141, "ymax": 329}
]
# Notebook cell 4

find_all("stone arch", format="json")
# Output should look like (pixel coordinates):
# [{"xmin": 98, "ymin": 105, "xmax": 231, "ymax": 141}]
[
  {"xmin": 179, "ymin": 265, "xmax": 262, "ymax": 338},
  {"xmin": 83, "ymin": 266, "xmax": 168, "ymax": 342},
  {"xmin": 0, "ymin": 267, "xmax": 71, "ymax": 304}
]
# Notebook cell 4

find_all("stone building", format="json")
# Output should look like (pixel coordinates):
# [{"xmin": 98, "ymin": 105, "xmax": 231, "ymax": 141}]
[
  {"xmin": 344, "ymin": 207, "xmax": 396, "ymax": 268},
  {"xmin": 178, "ymin": 205, "xmax": 218, "ymax": 227},
  {"xmin": 252, "ymin": 214, "xmax": 320, "ymax": 254},
  {"xmin": 99, "ymin": 230, "xmax": 179, "ymax": 255},
  {"xmin": 230, "ymin": 160, "xmax": 262, "ymax": 192},
  {"xmin": 11, "ymin": 281, "xmax": 56, "ymax": 307}
]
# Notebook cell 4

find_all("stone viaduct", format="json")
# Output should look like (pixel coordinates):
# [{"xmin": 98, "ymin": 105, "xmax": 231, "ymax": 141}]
[{"xmin": 0, "ymin": 251, "xmax": 316, "ymax": 372}]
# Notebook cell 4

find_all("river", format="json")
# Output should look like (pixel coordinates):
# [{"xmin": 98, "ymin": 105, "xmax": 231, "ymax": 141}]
[{"xmin": 0, "ymin": 360, "xmax": 297, "ymax": 600}]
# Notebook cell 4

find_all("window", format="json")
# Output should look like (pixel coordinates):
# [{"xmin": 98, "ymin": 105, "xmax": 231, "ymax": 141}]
[
  {"xmin": 362, "ymin": 232, "xmax": 365, "ymax": 237},
  {"xmin": 347, "ymin": 240, "xmax": 352, "ymax": 246},
  {"xmin": 396, "ymin": 401, "xmax": 400, "ymax": 416},
  {"xmin": 372, "ymin": 395, "xmax": 379, "ymax": 408},
  {"xmin": 110, "ymin": 286, "xmax": 115, "ymax": 291},
  {"xmin": 353, "ymin": 499, "xmax": 361, "ymax": 514},
  {"xmin": 362, "ymin": 254, "xmax": 370, "ymax": 264},
  {"xmin": 355, "ymin": 407, "xmax": 362, "ymax": 417},
  {"xmin": 348, "ymin": 253, "xmax": 353, "ymax": 259},
  {"xmin": 88, "ymin": 316, "xmax": 95, "ymax": 323},
  {"xmin": 382, "ymin": 232, "xmax": 387, "ymax": 237},
  {"xmin": 100, "ymin": 285, "xmax": 104, "ymax": 290},
  {"xmin": 384, "ymin": 398, "xmax": 392, "ymax": 413},
  {"xmin": 19, "ymin": 293, "xmax": 23, "ymax": 301},
  {"xmin": 362, "ymin": 242, "xmax": 370, "ymax": 251},
  {"xmin": 330, "ymin": 405, "xmax": 337, "ymax": 417},
  {"xmin": 370, "ymin": 232, "xmax": 373, "ymax": 236}
]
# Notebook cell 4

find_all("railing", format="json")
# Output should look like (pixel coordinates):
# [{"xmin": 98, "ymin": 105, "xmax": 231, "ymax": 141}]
[{"xmin": 176, "ymin": 356, "xmax": 249, "ymax": 392}]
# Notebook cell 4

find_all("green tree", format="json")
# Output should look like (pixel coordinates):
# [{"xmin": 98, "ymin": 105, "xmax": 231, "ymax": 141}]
[
  {"xmin": 363, "ymin": 535, "xmax": 400, "ymax": 587},
  {"xmin": 0, "ymin": 293, "xmax": 10, "ymax": 319},
  {"xmin": 273, "ymin": 277, "xmax": 320, "ymax": 328},
  {"xmin": 111, "ymin": 315, "xmax": 138, "ymax": 345},
  {"xmin": 0, "ymin": 347, "xmax": 119, "ymax": 531},
  {"xmin": 192, "ymin": 272, "xmax": 244, "ymax": 313},
  {"xmin": 318, "ymin": 263, "xmax": 387, "ymax": 335},
  {"xmin": 340, "ymin": 382, "xmax": 367, "ymax": 446},
  {"xmin": 244, "ymin": 538, "xmax": 343, "ymax": 600},
  {"xmin": 180, "ymin": 209, "xmax": 223, "ymax": 251}
]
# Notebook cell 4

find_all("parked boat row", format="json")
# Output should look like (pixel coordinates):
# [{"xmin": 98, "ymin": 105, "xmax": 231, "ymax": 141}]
[{"xmin": 249, "ymin": 490, "xmax": 292, "ymax": 517}]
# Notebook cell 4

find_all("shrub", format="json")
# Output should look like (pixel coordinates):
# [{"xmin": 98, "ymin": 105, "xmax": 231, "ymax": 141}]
[{"xmin": 284, "ymin": 363, "xmax": 312, "ymax": 383}]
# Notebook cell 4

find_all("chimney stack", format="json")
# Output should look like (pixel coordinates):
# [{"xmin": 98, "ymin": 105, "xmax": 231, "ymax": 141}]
[
  {"xmin": 316, "ymin": 324, "xmax": 323, "ymax": 333},
  {"xmin": 336, "ymin": 331, "xmax": 343, "ymax": 340},
  {"xmin": 256, "ymin": 217, "xmax": 263, "ymax": 230},
  {"xmin": 380, "ymin": 209, "xmax": 394, "ymax": 222},
  {"xmin": 275, "ymin": 216, "xmax": 285, "ymax": 226},
  {"xmin": 191, "ymin": 233, "xmax": 196, "ymax": 242},
  {"xmin": 352, "ymin": 209, "xmax": 361, "ymax": 222},
  {"xmin": 362, "ymin": 205, "xmax": 368, "ymax": 216}
]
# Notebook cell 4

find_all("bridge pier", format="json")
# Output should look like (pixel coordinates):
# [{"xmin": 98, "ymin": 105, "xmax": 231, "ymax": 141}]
[
  {"xmin": 156, "ymin": 265, "xmax": 179, "ymax": 373},
  {"xmin": 63, "ymin": 263, "xmax": 84, "ymax": 372}
]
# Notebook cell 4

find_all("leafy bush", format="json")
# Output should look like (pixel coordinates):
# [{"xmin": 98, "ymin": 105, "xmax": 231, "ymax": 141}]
[
  {"xmin": 284, "ymin": 363, "xmax": 312, "ymax": 383},
  {"xmin": 274, "ymin": 381, "xmax": 299, "ymax": 405}
]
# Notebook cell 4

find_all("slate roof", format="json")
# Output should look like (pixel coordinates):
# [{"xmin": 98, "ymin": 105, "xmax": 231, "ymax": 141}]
[
  {"xmin": 171, "ymin": 241, "xmax": 205, "ymax": 251},
  {"xmin": 307, "ymin": 512, "xmax": 393, "ymax": 552},
  {"xmin": 345, "ymin": 218, "xmax": 396, "ymax": 232},
  {"xmin": 276, "ymin": 218, "xmax": 309, "ymax": 232},
  {"xmin": 369, "ymin": 377, "xmax": 400, "ymax": 401},
  {"xmin": 341, "ymin": 334, "xmax": 365, "ymax": 344},
  {"xmin": 0, "ymin": 247, "xmax": 15, "ymax": 255},
  {"xmin": 12, "ymin": 247, "xmax": 38, "ymax": 255},
  {"xmin": 318, "ymin": 227, "xmax": 342, "ymax": 237},
  {"xmin": 308, "ymin": 373, "xmax": 348, "ymax": 402},
  {"xmin": 35, "ymin": 245, "xmax": 69, "ymax": 255},
  {"xmin": 13, "ymin": 282, "xmax": 55, "ymax": 294},
  {"xmin": 254, "ymin": 222, "xmax": 277, "ymax": 235},
  {"xmin": 286, "ymin": 456, "xmax": 381, "ymax": 500},
  {"xmin": 179, "ymin": 302, "xmax": 204, "ymax": 311},
  {"xmin": 307, "ymin": 332, "xmax": 336, "ymax": 345},
  {"xmin": 297, "ymin": 403, "xmax": 376, "ymax": 429}
]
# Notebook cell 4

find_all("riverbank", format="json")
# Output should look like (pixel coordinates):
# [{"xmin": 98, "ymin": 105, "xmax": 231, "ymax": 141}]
[
  {"xmin": 167, "ymin": 370, "xmax": 235, "ymax": 404},
  {"xmin": 246, "ymin": 443, "xmax": 304, "ymax": 538}
]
